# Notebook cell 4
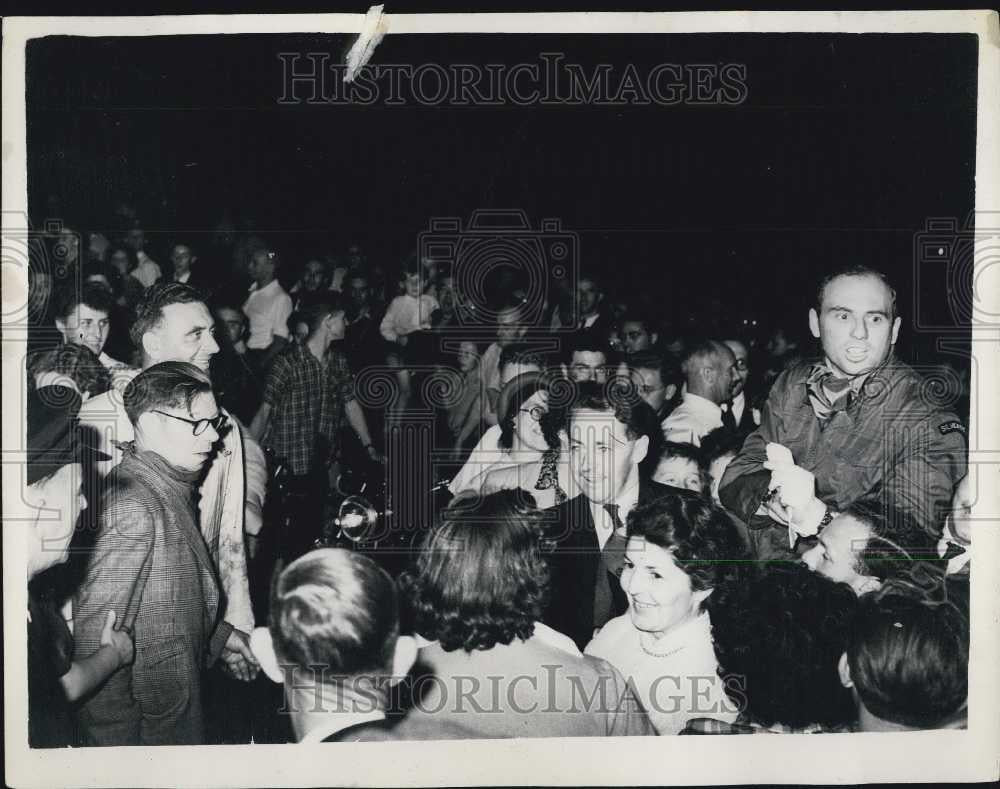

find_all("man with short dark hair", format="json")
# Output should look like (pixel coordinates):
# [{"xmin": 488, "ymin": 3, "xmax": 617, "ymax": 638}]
[
  {"xmin": 840, "ymin": 569, "xmax": 969, "ymax": 730},
  {"xmin": 79, "ymin": 282, "xmax": 262, "ymax": 677},
  {"xmin": 544, "ymin": 382, "xmax": 669, "ymax": 650},
  {"xmin": 564, "ymin": 331, "xmax": 611, "ymax": 383},
  {"xmin": 250, "ymin": 548, "xmax": 418, "ymax": 743},
  {"xmin": 620, "ymin": 312, "xmax": 659, "ymax": 356},
  {"xmin": 721, "ymin": 265, "xmax": 967, "ymax": 559},
  {"xmin": 800, "ymin": 499, "xmax": 941, "ymax": 596},
  {"xmin": 243, "ymin": 247, "xmax": 293, "ymax": 375},
  {"xmin": 74, "ymin": 362, "xmax": 240, "ymax": 745},
  {"xmin": 53, "ymin": 282, "xmax": 130, "ymax": 372},
  {"xmin": 662, "ymin": 339, "xmax": 738, "ymax": 446},
  {"xmin": 250, "ymin": 297, "xmax": 377, "ymax": 554},
  {"xmin": 628, "ymin": 350, "xmax": 680, "ymax": 424}
]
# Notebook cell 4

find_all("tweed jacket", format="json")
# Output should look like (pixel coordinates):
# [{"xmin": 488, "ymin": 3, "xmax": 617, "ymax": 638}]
[{"xmin": 73, "ymin": 447, "xmax": 232, "ymax": 744}]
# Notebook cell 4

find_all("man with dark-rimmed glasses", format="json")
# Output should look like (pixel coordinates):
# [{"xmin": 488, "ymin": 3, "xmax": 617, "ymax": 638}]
[
  {"xmin": 73, "ymin": 363, "xmax": 243, "ymax": 745},
  {"xmin": 78, "ymin": 282, "xmax": 262, "ymax": 689}
]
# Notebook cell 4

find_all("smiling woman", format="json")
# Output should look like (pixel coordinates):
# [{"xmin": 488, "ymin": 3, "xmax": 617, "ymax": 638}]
[{"xmin": 585, "ymin": 490, "xmax": 747, "ymax": 735}]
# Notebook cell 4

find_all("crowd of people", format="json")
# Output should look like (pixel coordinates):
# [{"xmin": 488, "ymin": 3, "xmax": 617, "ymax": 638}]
[{"xmin": 22, "ymin": 210, "xmax": 973, "ymax": 747}]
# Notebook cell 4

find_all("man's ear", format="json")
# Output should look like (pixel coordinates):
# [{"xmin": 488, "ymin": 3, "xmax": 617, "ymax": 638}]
[
  {"xmin": 650, "ymin": 332, "xmax": 659, "ymax": 345},
  {"xmin": 890, "ymin": 315, "xmax": 901, "ymax": 346},
  {"xmin": 664, "ymin": 383, "xmax": 678, "ymax": 403},
  {"xmin": 141, "ymin": 330, "xmax": 161, "ymax": 362},
  {"xmin": 389, "ymin": 635, "xmax": 418, "ymax": 686},
  {"xmin": 54, "ymin": 316, "xmax": 69, "ymax": 341},
  {"xmin": 808, "ymin": 308, "xmax": 821, "ymax": 339},
  {"xmin": 632, "ymin": 433, "xmax": 649, "ymax": 467},
  {"xmin": 249, "ymin": 627, "xmax": 285, "ymax": 684},
  {"xmin": 838, "ymin": 652, "xmax": 853, "ymax": 689}
]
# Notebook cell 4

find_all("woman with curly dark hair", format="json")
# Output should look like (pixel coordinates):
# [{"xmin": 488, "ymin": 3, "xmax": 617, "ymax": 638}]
[
  {"xmin": 585, "ymin": 489, "xmax": 746, "ymax": 734},
  {"xmin": 683, "ymin": 563, "xmax": 859, "ymax": 734},
  {"xmin": 398, "ymin": 490, "xmax": 654, "ymax": 738}
]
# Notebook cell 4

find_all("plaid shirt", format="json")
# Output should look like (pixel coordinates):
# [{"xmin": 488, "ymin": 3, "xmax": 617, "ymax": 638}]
[{"xmin": 263, "ymin": 343, "xmax": 355, "ymax": 476}]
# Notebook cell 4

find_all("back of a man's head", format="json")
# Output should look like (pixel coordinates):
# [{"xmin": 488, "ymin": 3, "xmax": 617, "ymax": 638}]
[
  {"xmin": 269, "ymin": 548, "xmax": 400, "ymax": 679},
  {"xmin": 681, "ymin": 338, "xmax": 731, "ymax": 401},
  {"xmin": 846, "ymin": 568, "xmax": 969, "ymax": 730}
]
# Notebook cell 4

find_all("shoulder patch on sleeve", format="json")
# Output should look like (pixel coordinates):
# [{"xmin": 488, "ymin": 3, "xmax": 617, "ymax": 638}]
[{"xmin": 938, "ymin": 420, "xmax": 967, "ymax": 437}]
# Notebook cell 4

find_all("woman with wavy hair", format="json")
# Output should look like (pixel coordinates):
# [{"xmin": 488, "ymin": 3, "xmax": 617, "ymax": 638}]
[
  {"xmin": 397, "ymin": 490, "xmax": 654, "ymax": 738},
  {"xmin": 585, "ymin": 490, "xmax": 746, "ymax": 735}
]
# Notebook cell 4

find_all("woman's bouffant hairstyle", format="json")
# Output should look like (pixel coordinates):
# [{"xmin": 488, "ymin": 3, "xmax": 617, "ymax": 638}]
[
  {"xmin": 626, "ymin": 489, "xmax": 747, "ymax": 608},
  {"xmin": 711, "ymin": 563, "xmax": 858, "ymax": 729},
  {"xmin": 400, "ymin": 490, "xmax": 550, "ymax": 653}
]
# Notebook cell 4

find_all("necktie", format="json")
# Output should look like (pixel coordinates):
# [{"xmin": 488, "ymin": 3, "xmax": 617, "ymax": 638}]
[
  {"xmin": 593, "ymin": 504, "xmax": 629, "ymax": 628},
  {"xmin": 721, "ymin": 401, "xmax": 738, "ymax": 432},
  {"xmin": 941, "ymin": 541, "xmax": 966, "ymax": 564}
]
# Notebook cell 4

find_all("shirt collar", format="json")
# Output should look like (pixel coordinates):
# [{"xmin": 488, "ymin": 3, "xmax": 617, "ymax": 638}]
[
  {"xmin": 732, "ymin": 391, "xmax": 746, "ymax": 409},
  {"xmin": 682, "ymin": 391, "xmax": 722, "ymax": 416},
  {"xmin": 298, "ymin": 710, "xmax": 386, "ymax": 744},
  {"xmin": 248, "ymin": 279, "xmax": 280, "ymax": 295}
]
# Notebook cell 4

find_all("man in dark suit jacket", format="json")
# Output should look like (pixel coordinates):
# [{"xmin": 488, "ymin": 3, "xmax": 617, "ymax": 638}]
[
  {"xmin": 540, "ymin": 381, "xmax": 672, "ymax": 651},
  {"xmin": 73, "ymin": 363, "xmax": 247, "ymax": 745}
]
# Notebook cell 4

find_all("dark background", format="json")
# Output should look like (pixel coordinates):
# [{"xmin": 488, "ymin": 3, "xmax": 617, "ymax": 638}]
[{"xmin": 25, "ymin": 31, "xmax": 977, "ymax": 367}]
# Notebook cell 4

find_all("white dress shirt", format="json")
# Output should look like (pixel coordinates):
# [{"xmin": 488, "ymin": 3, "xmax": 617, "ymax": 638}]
[
  {"xmin": 589, "ymin": 480, "xmax": 639, "ymax": 550},
  {"xmin": 661, "ymin": 392, "xmax": 723, "ymax": 446},
  {"xmin": 243, "ymin": 279, "xmax": 293, "ymax": 350}
]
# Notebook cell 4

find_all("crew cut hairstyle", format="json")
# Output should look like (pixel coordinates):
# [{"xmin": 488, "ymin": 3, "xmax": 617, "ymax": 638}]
[
  {"xmin": 55, "ymin": 281, "xmax": 114, "ymax": 322},
  {"xmin": 626, "ymin": 489, "xmax": 747, "ymax": 609},
  {"xmin": 400, "ymin": 490, "xmax": 550, "ymax": 653},
  {"xmin": 711, "ymin": 563, "xmax": 858, "ymax": 730},
  {"xmin": 816, "ymin": 264, "xmax": 897, "ymax": 318},
  {"xmin": 130, "ymin": 281, "xmax": 207, "ymax": 349},
  {"xmin": 269, "ymin": 548, "xmax": 401, "ymax": 677},
  {"xmin": 848, "ymin": 567, "xmax": 969, "ymax": 728},
  {"xmin": 123, "ymin": 361, "xmax": 213, "ymax": 426}
]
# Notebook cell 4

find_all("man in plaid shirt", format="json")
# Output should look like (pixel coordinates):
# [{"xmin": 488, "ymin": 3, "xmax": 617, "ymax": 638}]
[{"xmin": 250, "ymin": 297, "xmax": 377, "ymax": 553}]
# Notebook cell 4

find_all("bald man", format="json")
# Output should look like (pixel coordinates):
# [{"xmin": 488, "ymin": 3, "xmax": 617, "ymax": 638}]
[{"xmin": 661, "ymin": 339, "xmax": 739, "ymax": 446}]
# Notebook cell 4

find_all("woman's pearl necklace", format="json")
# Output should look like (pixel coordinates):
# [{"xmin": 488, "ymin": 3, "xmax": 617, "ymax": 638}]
[{"xmin": 639, "ymin": 635, "xmax": 685, "ymax": 659}]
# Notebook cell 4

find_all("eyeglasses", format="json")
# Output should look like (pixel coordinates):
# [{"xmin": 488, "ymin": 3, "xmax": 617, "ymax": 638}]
[
  {"xmin": 637, "ymin": 384, "xmax": 666, "ymax": 395},
  {"xmin": 734, "ymin": 360, "xmax": 749, "ymax": 371},
  {"xmin": 519, "ymin": 406, "xmax": 546, "ymax": 422},
  {"xmin": 152, "ymin": 409, "xmax": 229, "ymax": 437}
]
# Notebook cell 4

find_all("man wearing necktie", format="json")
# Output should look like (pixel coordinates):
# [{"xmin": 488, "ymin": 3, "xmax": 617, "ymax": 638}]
[
  {"xmin": 540, "ymin": 381, "xmax": 671, "ymax": 651},
  {"xmin": 720, "ymin": 265, "xmax": 967, "ymax": 561}
]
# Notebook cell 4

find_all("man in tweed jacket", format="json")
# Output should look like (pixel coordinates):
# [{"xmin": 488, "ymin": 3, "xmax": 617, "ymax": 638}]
[
  {"xmin": 78, "ymin": 283, "xmax": 260, "ymax": 679},
  {"xmin": 74, "ymin": 363, "xmax": 242, "ymax": 744}
]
